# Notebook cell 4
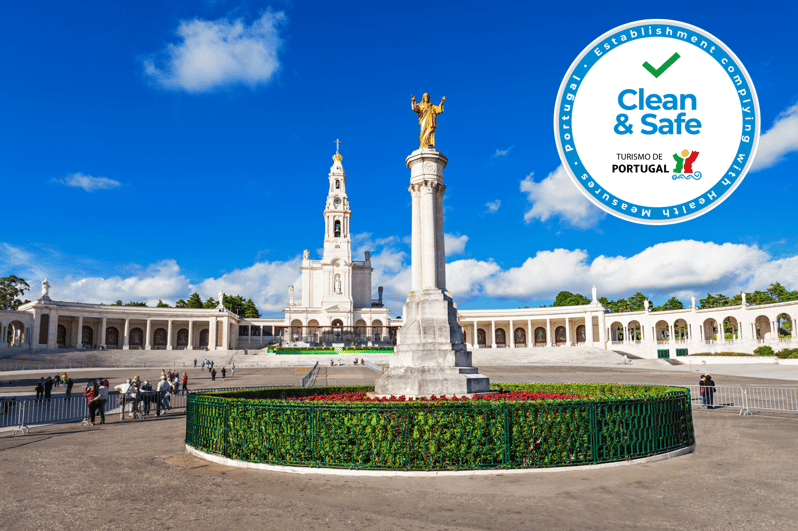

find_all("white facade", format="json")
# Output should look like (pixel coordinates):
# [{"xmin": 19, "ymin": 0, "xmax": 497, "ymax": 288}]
[{"xmin": 283, "ymin": 149, "xmax": 391, "ymax": 335}]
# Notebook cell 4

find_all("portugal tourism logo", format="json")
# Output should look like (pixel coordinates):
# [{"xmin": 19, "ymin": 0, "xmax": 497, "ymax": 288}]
[{"xmin": 554, "ymin": 20, "xmax": 760, "ymax": 224}]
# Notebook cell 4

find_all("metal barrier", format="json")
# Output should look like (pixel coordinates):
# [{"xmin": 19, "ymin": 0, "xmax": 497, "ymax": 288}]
[
  {"xmin": 741, "ymin": 387, "xmax": 798, "ymax": 414},
  {"xmin": 685, "ymin": 385, "xmax": 749, "ymax": 415},
  {"xmin": 363, "ymin": 360, "xmax": 385, "ymax": 374},
  {"xmin": 300, "ymin": 362, "xmax": 320, "ymax": 387}
]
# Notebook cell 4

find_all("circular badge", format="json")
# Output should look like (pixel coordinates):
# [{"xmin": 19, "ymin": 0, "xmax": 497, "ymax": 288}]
[{"xmin": 554, "ymin": 20, "xmax": 760, "ymax": 224}]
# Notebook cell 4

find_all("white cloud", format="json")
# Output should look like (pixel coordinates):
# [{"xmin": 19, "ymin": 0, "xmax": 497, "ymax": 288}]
[
  {"xmin": 491, "ymin": 146, "xmax": 514, "ymax": 159},
  {"xmin": 444, "ymin": 233, "xmax": 468, "ymax": 256},
  {"xmin": 520, "ymin": 166, "xmax": 605, "ymax": 229},
  {"xmin": 195, "ymin": 258, "xmax": 301, "ymax": 313},
  {"xmin": 52, "ymin": 173, "xmax": 121, "ymax": 192},
  {"xmin": 54, "ymin": 260, "xmax": 191, "ymax": 307},
  {"xmin": 143, "ymin": 11, "xmax": 287, "ymax": 92},
  {"xmin": 751, "ymin": 101, "xmax": 798, "ymax": 171},
  {"xmin": 485, "ymin": 200, "xmax": 501, "ymax": 214}
]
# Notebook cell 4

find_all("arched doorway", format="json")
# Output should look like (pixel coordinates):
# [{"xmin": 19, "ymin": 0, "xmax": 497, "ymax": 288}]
[
  {"xmin": 514, "ymin": 327, "xmax": 526, "ymax": 347},
  {"xmin": 355, "ymin": 319, "xmax": 367, "ymax": 344},
  {"xmin": 331, "ymin": 319, "xmax": 343, "ymax": 342},
  {"xmin": 177, "ymin": 328, "xmax": 189, "ymax": 349},
  {"xmin": 371, "ymin": 320, "xmax": 382, "ymax": 342},
  {"xmin": 576, "ymin": 324, "xmax": 586, "ymax": 344},
  {"xmin": 129, "ymin": 327, "xmax": 144, "ymax": 349},
  {"xmin": 627, "ymin": 320, "xmax": 641, "ymax": 341},
  {"xmin": 291, "ymin": 319, "xmax": 303, "ymax": 342},
  {"xmin": 57, "ymin": 324, "xmax": 67, "ymax": 348},
  {"xmin": 495, "ymin": 328, "xmax": 506, "ymax": 347},
  {"xmin": 754, "ymin": 315, "xmax": 770, "ymax": 340},
  {"xmin": 199, "ymin": 329, "xmax": 209, "ymax": 348},
  {"xmin": 534, "ymin": 327, "xmax": 546, "ymax": 346},
  {"xmin": 655, "ymin": 320, "xmax": 669, "ymax": 342},
  {"xmin": 777, "ymin": 313, "xmax": 792, "ymax": 338},
  {"xmin": 82, "ymin": 325, "xmax": 94, "ymax": 348},
  {"xmin": 610, "ymin": 321, "xmax": 623, "ymax": 342},
  {"xmin": 153, "ymin": 328, "xmax": 167, "ymax": 349},
  {"xmin": 106, "ymin": 327, "xmax": 120, "ymax": 348},
  {"xmin": 7, "ymin": 320, "xmax": 25, "ymax": 346},
  {"xmin": 477, "ymin": 328, "xmax": 486, "ymax": 347},
  {"xmin": 555, "ymin": 326, "xmax": 566, "ymax": 345}
]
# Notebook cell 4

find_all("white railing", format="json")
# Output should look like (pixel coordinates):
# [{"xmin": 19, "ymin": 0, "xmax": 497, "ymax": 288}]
[{"xmin": 363, "ymin": 360, "xmax": 385, "ymax": 374}]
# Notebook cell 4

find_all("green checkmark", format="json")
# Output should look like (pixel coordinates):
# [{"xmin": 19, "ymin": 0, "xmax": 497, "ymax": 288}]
[{"xmin": 642, "ymin": 52, "xmax": 680, "ymax": 78}]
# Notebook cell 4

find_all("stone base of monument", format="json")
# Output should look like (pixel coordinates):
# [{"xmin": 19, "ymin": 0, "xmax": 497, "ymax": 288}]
[{"xmin": 375, "ymin": 289, "xmax": 489, "ymax": 397}]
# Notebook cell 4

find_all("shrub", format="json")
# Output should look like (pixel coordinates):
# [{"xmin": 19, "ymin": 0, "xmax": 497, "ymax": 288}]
[
  {"xmin": 776, "ymin": 348, "xmax": 798, "ymax": 359},
  {"xmin": 754, "ymin": 345, "xmax": 775, "ymax": 357}
]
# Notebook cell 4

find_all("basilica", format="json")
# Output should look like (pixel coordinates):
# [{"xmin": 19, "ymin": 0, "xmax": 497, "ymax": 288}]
[{"xmin": 3, "ymin": 147, "xmax": 798, "ymax": 359}]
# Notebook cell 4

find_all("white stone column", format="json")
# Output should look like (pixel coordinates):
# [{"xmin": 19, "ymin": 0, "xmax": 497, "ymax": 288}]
[
  {"xmin": 527, "ymin": 319, "xmax": 532, "ymax": 347},
  {"xmin": 491, "ymin": 320, "xmax": 496, "ymax": 348},
  {"xmin": 586, "ymin": 315, "xmax": 594, "ymax": 344},
  {"xmin": 669, "ymin": 324, "xmax": 675, "ymax": 344},
  {"xmin": 188, "ymin": 320, "xmax": 194, "ymax": 350},
  {"xmin": 546, "ymin": 318, "xmax": 552, "ymax": 346},
  {"xmin": 565, "ymin": 318, "xmax": 572, "ymax": 346},
  {"xmin": 248, "ymin": 324, "xmax": 252, "ymax": 344},
  {"xmin": 210, "ymin": 319, "xmax": 218, "ymax": 351},
  {"xmin": 100, "ymin": 317, "xmax": 107, "ymax": 349},
  {"xmin": 434, "ymin": 184, "xmax": 446, "ymax": 291},
  {"xmin": 509, "ymin": 320, "xmax": 515, "ymax": 348},
  {"xmin": 145, "ymin": 319, "xmax": 152, "ymax": 350},
  {"xmin": 47, "ymin": 311, "xmax": 58, "ymax": 349},
  {"xmin": 123, "ymin": 319, "xmax": 130, "ymax": 349},
  {"xmin": 598, "ymin": 312, "xmax": 606, "ymax": 348},
  {"xmin": 166, "ymin": 320, "xmax": 174, "ymax": 350},
  {"xmin": 420, "ymin": 181, "xmax": 437, "ymax": 290},
  {"xmin": 76, "ymin": 315, "xmax": 84, "ymax": 349},
  {"xmin": 222, "ymin": 319, "xmax": 229, "ymax": 350}
]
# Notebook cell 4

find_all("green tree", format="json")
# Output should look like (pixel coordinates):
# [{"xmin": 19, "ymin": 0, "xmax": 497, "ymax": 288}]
[
  {"xmin": 627, "ymin": 292, "xmax": 651, "ymax": 312},
  {"xmin": 203, "ymin": 297, "xmax": 218, "ymax": 309},
  {"xmin": 113, "ymin": 300, "xmax": 123, "ymax": 306},
  {"xmin": 222, "ymin": 294, "xmax": 246, "ymax": 316},
  {"xmin": 747, "ymin": 290, "xmax": 775, "ymax": 306},
  {"xmin": 243, "ymin": 298, "xmax": 261, "ymax": 318},
  {"xmin": 123, "ymin": 301, "xmax": 147, "ymax": 307},
  {"xmin": 0, "ymin": 275, "xmax": 30, "ymax": 310},
  {"xmin": 156, "ymin": 300, "xmax": 170, "ymax": 308},
  {"xmin": 551, "ymin": 291, "xmax": 591, "ymax": 306},
  {"xmin": 654, "ymin": 297, "xmax": 685, "ymax": 312},
  {"xmin": 185, "ymin": 292, "xmax": 204, "ymax": 308},
  {"xmin": 175, "ymin": 299, "xmax": 187, "ymax": 308}
]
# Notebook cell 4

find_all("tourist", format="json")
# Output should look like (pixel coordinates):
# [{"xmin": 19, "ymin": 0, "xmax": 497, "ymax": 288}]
[
  {"xmin": 44, "ymin": 377, "xmax": 54, "ymax": 399},
  {"xmin": 330, "ymin": 359, "xmax": 334, "ymax": 367},
  {"xmin": 699, "ymin": 375, "xmax": 706, "ymax": 407},
  {"xmin": 211, "ymin": 368, "xmax": 217, "ymax": 381},
  {"xmin": 201, "ymin": 360, "xmax": 205, "ymax": 370},
  {"xmin": 84, "ymin": 380, "xmax": 99, "ymax": 425},
  {"xmin": 221, "ymin": 367, "xmax": 226, "ymax": 380},
  {"xmin": 231, "ymin": 364, "xmax": 235, "ymax": 377},
  {"xmin": 96, "ymin": 381, "xmax": 109, "ymax": 424},
  {"xmin": 182, "ymin": 372, "xmax": 188, "ymax": 393},
  {"xmin": 35, "ymin": 379, "xmax": 44, "ymax": 400},
  {"xmin": 141, "ymin": 380, "xmax": 153, "ymax": 414},
  {"xmin": 102, "ymin": 377, "xmax": 109, "ymax": 388},
  {"xmin": 54, "ymin": 374, "xmax": 61, "ymax": 387},
  {"xmin": 65, "ymin": 377, "xmax": 74, "ymax": 399},
  {"xmin": 194, "ymin": 359, "xmax": 197, "ymax": 368},
  {"xmin": 705, "ymin": 375, "xmax": 716, "ymax": 409},
  {"xmin": 156, "ymin": 375, "xmax": 171, "ymax": 414},
  {"xmin": 62, "ymin": 372, "xmax": 68, "ymax": 386},
  {"xmin": 115, "ymin": 379, "xmax": 133, "ymax": 420},
  {"xmin": 360, "ymin": 359, "xmax": 364, "ymax": 366}
]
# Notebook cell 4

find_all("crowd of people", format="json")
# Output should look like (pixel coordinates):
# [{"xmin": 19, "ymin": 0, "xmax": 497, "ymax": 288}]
[{"xmin": 197, "ymin": 359, "xmax": 234, "ymax": 382}]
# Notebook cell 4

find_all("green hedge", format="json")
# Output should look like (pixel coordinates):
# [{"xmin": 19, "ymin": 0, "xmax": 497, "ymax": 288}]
[
  {"xmin": 274, "ymin": 347, "xmax": 394, "ymax": 355},
  {"xmin": 186, "ymin": 384, "xmax": 694, "ymax": 471}
]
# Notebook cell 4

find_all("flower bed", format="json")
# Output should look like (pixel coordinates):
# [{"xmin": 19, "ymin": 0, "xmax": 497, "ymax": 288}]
[
  {"xmin": 272, "ymin": 346, "xmax": 394, "ymax": 355},
  {"xmin": 284, "ymin": 390, "xmax": 588, "ymax": 402},
  {"xmin": 186, "ymin": 383, "xmax": 694, "ymax": 471}
]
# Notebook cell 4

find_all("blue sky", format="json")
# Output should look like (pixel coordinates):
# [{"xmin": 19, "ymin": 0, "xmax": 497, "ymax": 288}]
[{"xmin": 2, "ymin": 0, "xmax": 797, "ymax": 317}]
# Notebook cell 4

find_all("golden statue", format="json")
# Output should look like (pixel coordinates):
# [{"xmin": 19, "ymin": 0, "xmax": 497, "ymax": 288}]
[{"xmin": 411, "ymin": 93, "xmax": 445, "ymax": 148}]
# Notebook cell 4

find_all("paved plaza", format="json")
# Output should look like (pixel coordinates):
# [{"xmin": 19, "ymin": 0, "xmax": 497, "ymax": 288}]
[{"xmin": 1, "ymin": 364, "xmax": 796, "ymax": 530}]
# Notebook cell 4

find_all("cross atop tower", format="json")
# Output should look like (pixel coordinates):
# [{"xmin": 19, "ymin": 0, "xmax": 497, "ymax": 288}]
[{"xmin": 334, "ymin": 139, "xmax": 341, "ymax": 154}]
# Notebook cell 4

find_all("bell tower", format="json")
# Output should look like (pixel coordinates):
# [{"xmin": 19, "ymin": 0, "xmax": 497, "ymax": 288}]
[{"xmin": 322, "ymin": 139, "xmax": 352, "ymax": 263}]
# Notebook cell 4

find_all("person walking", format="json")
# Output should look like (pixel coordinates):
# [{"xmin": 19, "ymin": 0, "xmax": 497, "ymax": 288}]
[
  {"xmin": 65, "ymin": 377, "xmax": 74, "ymax": 399},
  {"xmin": 35, "ymin": 379, "xmax": 44, "ymax": 400},
  {"xmin": 44, "ymin": 377, "xmax": 54, "ymax": 400},
  {"xmin": 705, "ymin": 375, "xmax": 716, "ymax": 409},
  {"xmin": 54, "ymin": 374, "xmax": 61, "ymax": 388},
  {"xmin": 211, "ymin": 368, "xmax": 217, "ymax": 381},
  {"xmin": 96, "ymin": 381, "xmax": 109, "ymax": 424},
  {"xmin": 221, "ymin": 367, "xmax": 226, "ymax": 380},
  {"xmin": 231, "ymin": 364, "xmax": 235, "ymax": 377},
  {"xmin": 194, "ymin": 359, "xmax": 197, "ymax": 368},
  {"xmin": 201, "ymin": 360, "xmax": 205, "ymax": 370},
  {"xmin": 156, "ymin": 375, "xmax": 171, "ymax": 415},
  {"xmin": 84, "ymin": 381, "xmax": 99, "ymax": 425},
  {"xmin": 141, "ymin": 380, "xmax": 153, "ymax": 415},
  {"xmin": 182, "ymin": 372, "xmax": 188, "ymax": 394}
]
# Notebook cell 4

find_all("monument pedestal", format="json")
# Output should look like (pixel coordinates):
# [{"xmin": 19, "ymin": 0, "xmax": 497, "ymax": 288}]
[{"xmin": 375, "ymin": 147, "xmax": 489, "ymax": 397}]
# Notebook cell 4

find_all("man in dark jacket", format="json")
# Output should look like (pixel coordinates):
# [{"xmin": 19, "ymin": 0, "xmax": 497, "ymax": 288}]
[
  {"xmin": 65, "ymin": 378, "xmax": 74, "ymax": 399},
  {"xmin": 35, "ymin": 379, "xmax": 44, "ymax": 400},
  {"xmin": 44, "ymin": 377, "xmax": 54, "ymax": 399},
  {"xmin": 705, "ymin": 375, "xmax": 716, "ymax": 409}
]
